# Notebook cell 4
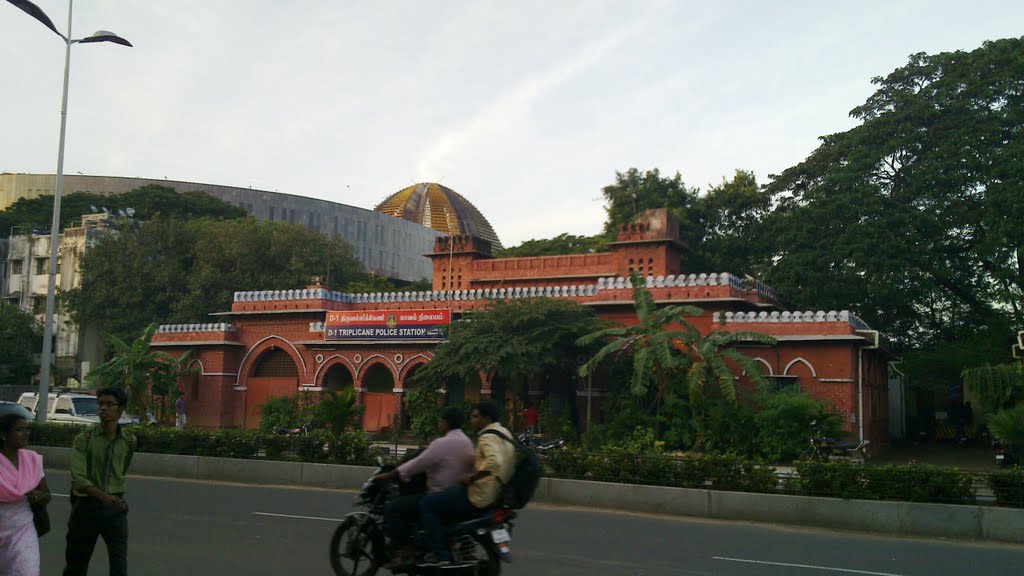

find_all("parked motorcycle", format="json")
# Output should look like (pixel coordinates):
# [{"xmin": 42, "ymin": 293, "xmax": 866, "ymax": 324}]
[
  {"xmin": 329, "ymin": 462, "xmax": 515, "ymax": 576},
  {"xmin": 994, "ymin": 441, "xmax": 1018, "ymax": 468},
  {"xmin": 516, "ymin": 432, "xmax": 566, "ymax": 452},
  {"xmin": 802, "ymin": 420, "xmax": 870, "ymax": 464}
]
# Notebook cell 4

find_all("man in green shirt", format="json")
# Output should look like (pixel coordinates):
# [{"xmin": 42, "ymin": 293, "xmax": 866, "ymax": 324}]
[{"xmin": 64, "ymin": 387, "xmax": 137, "ymax": 576}]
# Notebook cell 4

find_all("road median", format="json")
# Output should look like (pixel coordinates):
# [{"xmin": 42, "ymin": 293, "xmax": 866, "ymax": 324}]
[{"xmin": 35, "ymin": 446, "xmax": 1024, "ymax": 544}]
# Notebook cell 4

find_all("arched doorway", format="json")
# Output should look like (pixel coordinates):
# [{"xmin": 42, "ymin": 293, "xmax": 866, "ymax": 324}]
[
  {"xmin": 361, "ymin": 363, "xmax": 397, "ymax": 432},
  {"xmin": 323, "ymin": 363, "xmax": 355, "ymax": 391},
  {"xmin": 245, "ymin": 347, "xmax": 299, "ymax": 429}
]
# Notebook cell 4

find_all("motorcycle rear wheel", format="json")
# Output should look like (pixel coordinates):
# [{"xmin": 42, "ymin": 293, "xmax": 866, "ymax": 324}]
[
  {"xmin": 330, "ymin": 515, "xmax": 380, "ymax": 576},
  {"xmin": 469, "ymin": 534, "xmax": 502, "ymax": 576}
]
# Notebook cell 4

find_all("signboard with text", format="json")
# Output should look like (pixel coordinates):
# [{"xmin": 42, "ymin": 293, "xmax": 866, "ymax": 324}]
[{"xmin": 325, "ymin": 309, "xmax": 451, "ymax": 341}]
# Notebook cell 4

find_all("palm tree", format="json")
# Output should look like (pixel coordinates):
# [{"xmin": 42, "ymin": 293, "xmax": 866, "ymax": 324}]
[
  {"xmin": 86, "ymin": 323, "xmax": 192, "ymax": 421},
  {"xmin": 577, "ymin": 272, "xmax": 702, "ymax": 409},
  {"xmin": 577, "ymin": 272, "xmax": 776, "ymax": 440},
  {"xmin": 686, "ymin": 329, "xmax": 776, "ymax": 405}
]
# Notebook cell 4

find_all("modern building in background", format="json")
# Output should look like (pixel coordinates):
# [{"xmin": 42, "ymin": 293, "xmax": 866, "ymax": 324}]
[
  {"xmin": 2, "ymin": 214, "xmax": 114, "ymax": 384},
  {"xmin": 0, "ymin": 173, "xmax": 477, "ymax": 283}
]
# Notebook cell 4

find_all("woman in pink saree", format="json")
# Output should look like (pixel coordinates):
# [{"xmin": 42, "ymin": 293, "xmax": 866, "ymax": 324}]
[{"xmin": 0, "ymin": 412, "xmax": 50, "ymax": 576}]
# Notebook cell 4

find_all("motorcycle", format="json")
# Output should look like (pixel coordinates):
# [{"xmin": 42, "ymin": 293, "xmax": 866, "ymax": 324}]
[
  {"xmin": 516, "ymin": 431, "xmax": 566, "ymax": 452},
  {"xmin": 994, "ymin": 441, "xmax": 1018, "ymax": 468},
  {"xmin": 329, "ymin": 462, "xmax": 515, "ymax": 576},
  {"xmin": 802, "ymin": 420, "xmax": 870, "ymax": 464}
]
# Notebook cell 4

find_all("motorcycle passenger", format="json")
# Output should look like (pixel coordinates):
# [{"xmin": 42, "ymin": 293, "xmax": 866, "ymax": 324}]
[
  {"xmin": 371, "ymin": 406, "xmax": 473, "ymax": 568},
  {"xmin": 418, "ymin": 401, "xmax": 515, "ymax": 566}
]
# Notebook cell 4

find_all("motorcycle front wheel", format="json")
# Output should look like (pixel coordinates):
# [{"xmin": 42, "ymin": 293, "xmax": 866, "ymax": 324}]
[{"xmin": 330, "ymin": 515, "xmax": 381, "ymax": 576}]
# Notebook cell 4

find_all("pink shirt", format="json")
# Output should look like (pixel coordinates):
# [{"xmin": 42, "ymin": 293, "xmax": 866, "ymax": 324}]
[{"xmin": 397, "ymin": 428, "xmax": 474, "ymax": 493}]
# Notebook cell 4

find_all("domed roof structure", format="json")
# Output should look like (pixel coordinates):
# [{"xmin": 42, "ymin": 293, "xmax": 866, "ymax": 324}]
[{"xmin": 375, "ymin": 183, "xmax": 503, "ymax": 251}]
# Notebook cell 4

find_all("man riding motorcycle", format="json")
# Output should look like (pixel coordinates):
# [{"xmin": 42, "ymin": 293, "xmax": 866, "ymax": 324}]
[
  {"xmin": 418, "ymin": 401, "xmax": 515, "ymax": 567},
  {"xmin": 371, "ymin": 406, "xmax": 473, "ymax": 569}
]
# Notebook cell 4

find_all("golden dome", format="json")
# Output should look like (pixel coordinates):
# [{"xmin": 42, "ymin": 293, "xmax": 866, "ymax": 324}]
[{"xmin": 375, "ymin": 183, "xmax": 503, "ymax": 251}]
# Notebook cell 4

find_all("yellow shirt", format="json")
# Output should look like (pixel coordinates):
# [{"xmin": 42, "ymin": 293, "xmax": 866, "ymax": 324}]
[{"xmin": 468, "ymin": 423, "xmax": 516, "ymax": 508}]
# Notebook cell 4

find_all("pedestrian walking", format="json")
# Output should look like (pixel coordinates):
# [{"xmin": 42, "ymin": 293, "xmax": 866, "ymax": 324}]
[
  {"xmin": 175, "ymin": 395, "xmax": 186, "ymax": 429},
  {"xmin": 63, "ymin": 387, "xmax": 137, "ymax": 576},
  {"xmin": 0, "ymin": 411, "xmax": 51, "ymax": 576}
]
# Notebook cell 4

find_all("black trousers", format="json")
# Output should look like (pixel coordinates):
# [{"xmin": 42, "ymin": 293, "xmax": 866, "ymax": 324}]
[
  {"xmin": 384, "ymin": 494, "xmax": 423, "ymax": 547},
  {"xmin": 63, "ymin": 497, "xmax": 128, "ymax": 576}
]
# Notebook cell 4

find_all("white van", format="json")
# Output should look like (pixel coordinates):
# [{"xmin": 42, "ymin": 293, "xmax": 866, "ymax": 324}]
[{"xmin": 18, "ymin": 392, "xmax": 135, "ymax": 426}]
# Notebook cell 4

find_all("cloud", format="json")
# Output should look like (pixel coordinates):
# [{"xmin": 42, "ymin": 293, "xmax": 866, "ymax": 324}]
[{"xmin": 415, "ymin": 9, "xmax": 658, "ymax": 181}]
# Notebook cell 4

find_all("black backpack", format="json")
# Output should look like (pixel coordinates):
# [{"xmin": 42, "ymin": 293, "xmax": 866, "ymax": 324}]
[{"xmin": 480, "ymin": 429, "xmax": 541, "ymax": 509}]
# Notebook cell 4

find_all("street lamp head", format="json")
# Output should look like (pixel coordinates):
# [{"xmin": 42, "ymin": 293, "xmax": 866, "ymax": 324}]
[
  {"xmin": 77, "ymin": 30, "xmax": 132, "ymax": 47},
  {"xmin": 7, "ymin": 0, "xmax": 65, "ymax": 40}
]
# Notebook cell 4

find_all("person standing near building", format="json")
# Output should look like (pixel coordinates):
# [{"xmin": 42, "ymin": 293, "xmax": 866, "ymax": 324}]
[
  {"xmin": 522, "ymin": 401, "xmax": 539, "ymax": 435},
  {"xmin": 64, "ymin": 387, "xmax": 136, "ymax": 576},
  {"xmin": 175, "ymin": 395, "xmax": 186, "ymax": 429},
  {"xmin": 0, "ymin": 411, "xmax": 50, "ymax": 576}
]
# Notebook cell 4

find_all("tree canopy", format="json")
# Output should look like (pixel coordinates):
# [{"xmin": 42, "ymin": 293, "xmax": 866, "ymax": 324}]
[
  {"xmin": 413, "ymin": 298, "xmax": 606, "ymax": 389},
  {"xmin": 497, "ymin": 233, "xmax": 607, "ymax": 258},
  {"xmin": 761, "ymin": 37, "xmax": 1024, "ymax": 349},
  {"xmin": 0, "ymin": 184, "xmax": 247, "ymax": 236},
  {"xmin": 64, "ymin": 217, "xmax": 367, "ymax": 343},
  {"xmin": 0, "ymin": 303, "xmax": 42, "ymax": 386}
]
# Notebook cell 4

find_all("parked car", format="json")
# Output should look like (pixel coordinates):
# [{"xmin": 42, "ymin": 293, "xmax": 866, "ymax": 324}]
[
  {"xmin": 0, "ymin": 400, "xmax": 34, "ymax": 420},
  {"xmin": 18, "ymin": 392, "xmax": 136, "ymax": 426}
]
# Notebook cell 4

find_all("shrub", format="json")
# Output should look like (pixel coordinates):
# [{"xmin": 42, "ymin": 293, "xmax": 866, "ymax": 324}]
[
  {"xmin": 988, "ymin": 467, "xmax": 1024, "ymax": 507},
  {"xmin": 793, "ymin": 461, "xmax": 975, "ymax": 504},
  {"xmin": 28, "ymin": 422, "xmax": 372, "ymax": 465},
  {"xmin": 753, "ymin": 389, "xmax": 841, "ymax": 462},
  {"xmin": 257, "ymin": 393, "xmax": 315, "ymax": 435}
]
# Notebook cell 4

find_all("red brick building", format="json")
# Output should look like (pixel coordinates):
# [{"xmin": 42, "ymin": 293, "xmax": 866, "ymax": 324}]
[{"xmin": 151, "ymin": 209, "xmax": 889, "ymax": 445}]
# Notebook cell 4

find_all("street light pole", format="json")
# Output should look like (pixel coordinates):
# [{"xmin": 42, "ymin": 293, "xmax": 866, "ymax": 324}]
[{"xmin": 7, "ymin": 0, "xmax": 131, "ymax": 423}]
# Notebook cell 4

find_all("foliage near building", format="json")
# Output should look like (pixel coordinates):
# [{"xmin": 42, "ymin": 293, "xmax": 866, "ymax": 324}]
[
  {"xmin": 85, "ymin": 323, "xmax": 192, "ymax": 422},
  {"xmin": 0, "ymin": 184, "xmax": 246, "ymax": 235},
  {"xmin": 404, "ymin": 298, "xmax": 606, "ymax": 440},
  {"xmin": 0, "ymin": 303, "xmax": 42, "ymax": 386},
  {"xmin": 64, "ymin": 216, "xmax": 368, "ymax": 343}
]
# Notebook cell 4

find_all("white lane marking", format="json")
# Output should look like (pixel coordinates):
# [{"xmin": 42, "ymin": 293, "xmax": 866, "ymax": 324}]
[
  {"xmin": 53, "ymin": 493, "xmax": 69, "ymax": 498},
  {"xmin": 252, "ymin": 511, "xmax": 344, "ymax": 522},
  {"xmin": 713, "ymin": 557, "xmax": 903, "ymax": 576}
]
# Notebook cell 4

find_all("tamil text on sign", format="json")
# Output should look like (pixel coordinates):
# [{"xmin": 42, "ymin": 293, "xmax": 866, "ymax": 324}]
[{"xmin": 324, "ymin": 309, "xmax": 451, "ymax": 340}]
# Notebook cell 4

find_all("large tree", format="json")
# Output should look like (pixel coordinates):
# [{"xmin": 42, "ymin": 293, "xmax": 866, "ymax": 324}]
[
  {"xmin": 64, "ymin": 216, "xmax": 367, "ymax": 343},
  {"xmin": 762, "ymin": 37, "xmax": 1024, "ymax": 350},
  {"xmin": 407, "ymin": 298, "xmax": 605, "ymax": 437},
  {"xmin": 0, "ymin": 303, "xmax": 42, "ymax": 386},
  {"xmin": 0, "ymin": 184, "xmax": 246, "ymax": 235},
  {"xmin": 496, "ymin": 233, "xmax": 607, "ymax": 258},
  {"xmin": 694, "ymin": 170, "xmax": 771, "ymax": 276}
]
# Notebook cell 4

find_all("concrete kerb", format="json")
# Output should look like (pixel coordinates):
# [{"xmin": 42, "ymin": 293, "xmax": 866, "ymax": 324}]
[
  {"xmin": 981, "ymin": 505, "xmax": 1024, "ymax": 542},
  {"xmin": 33, "ymin": 448, "xmax": 1024, "ymax": 544},
  {"xmin": 710, "ymin": 490, "xmax": 901, "ymax": 534},
  {"xmin": 899, "ymin": 501, "xmax": 981, "ymax": 540},
  {"xmin": 197, "ymin": 456, "xmax": 302, "ymax": 485},
  {"xmin": 131, "ymin": 452, "xmax": 199, "ymax": 479},
  {"xmin": 300, "ymin": 462, "xmax": 377, "ymax": 490},
  {"xmin": 541, "ymin": 478, "xmax": 709, "ymax": 517}
]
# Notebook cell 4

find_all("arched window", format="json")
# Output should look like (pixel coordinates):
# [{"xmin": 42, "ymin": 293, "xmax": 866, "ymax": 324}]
[{"xmin": 253, "ymin": 348, "xmax": 298, "ymax": 377}]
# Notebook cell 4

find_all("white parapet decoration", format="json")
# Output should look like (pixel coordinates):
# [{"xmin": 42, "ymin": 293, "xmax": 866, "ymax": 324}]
[{"xmin": 156, "ymin": 323, "xmax": 236, "ymax": 334}]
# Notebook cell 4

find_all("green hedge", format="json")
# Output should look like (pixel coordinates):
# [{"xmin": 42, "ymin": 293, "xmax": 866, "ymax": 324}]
[
  {"xmin": 988, "ymin": 467, "xmax": 1024, "ymax": 507},
  {"xmin": 542, "ymin": 449, "xmax": 778, "ymax": 493},
  {"xmin": 29, "ymin": 423, "xmax": 375, "ymax": 466},
  {"xmin": 792, "ymin": 461, "xmax": 976, "ymax": 505}
]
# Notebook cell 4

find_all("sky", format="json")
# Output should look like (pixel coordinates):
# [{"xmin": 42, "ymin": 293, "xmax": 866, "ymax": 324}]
[{"xmin": 1, "ymin": 1, "xmax": 1022, "ymax": 246}]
